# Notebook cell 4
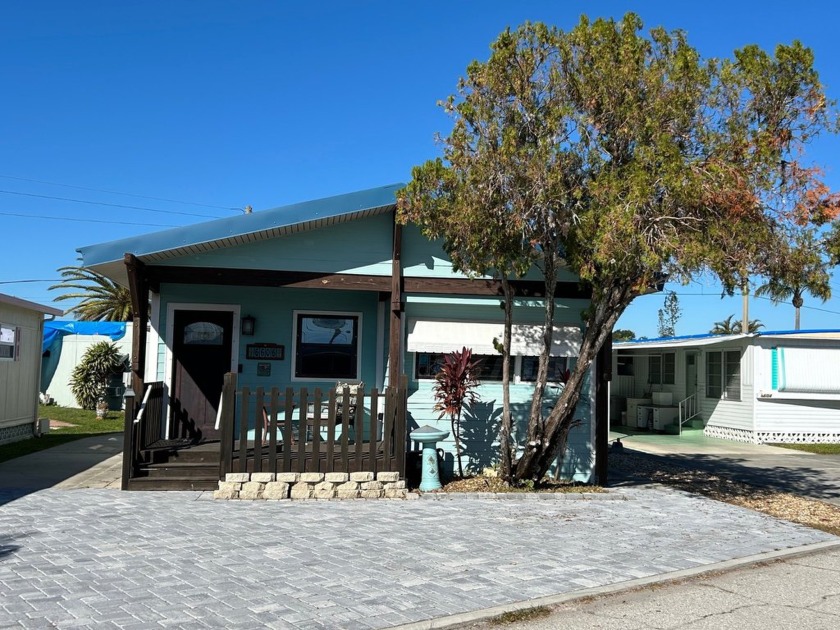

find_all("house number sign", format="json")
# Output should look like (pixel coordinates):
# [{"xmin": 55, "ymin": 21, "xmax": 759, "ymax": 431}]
[{"xmin": 246, "ymin": 343, "xmax": 285, "ymax": 360}]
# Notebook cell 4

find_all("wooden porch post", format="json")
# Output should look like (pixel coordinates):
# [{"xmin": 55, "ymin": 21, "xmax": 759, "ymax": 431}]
[
  {"xmin": 595, "ymin": 336, "xmax": 612, "ymax": 486},
  {"xmin": 388, "ymin": 216, "xmax": 404, "ymax": 388},
  {"xmin": 124, "ymin": 254, "xmax": 149, "ymax": 419}
]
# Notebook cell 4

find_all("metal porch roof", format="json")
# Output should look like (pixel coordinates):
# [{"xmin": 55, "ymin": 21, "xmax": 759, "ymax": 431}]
[
  {"xmin": 77, "ymin": 183, "xmax": 404, "ymax": 285},
  {"xmin": 615, "ymin": 328, "xmax": 840, "ymax": 351}
]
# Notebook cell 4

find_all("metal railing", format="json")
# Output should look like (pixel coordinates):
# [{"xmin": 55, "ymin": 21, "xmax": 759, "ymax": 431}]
[{"xmin": 678, "ymin": 394, "xmax": 698, "ymax": 435}]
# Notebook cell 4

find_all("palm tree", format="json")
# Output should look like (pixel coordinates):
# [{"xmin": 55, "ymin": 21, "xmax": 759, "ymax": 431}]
[
  {"xmin": 755, "ymin": 231, "xmax": 831, "ymax": 331},
  {"xmin": 49, "ymin": 266, "xmax": 132, "ymax": 321},
  {"xmin": 710, "ymin": 315, "xmax": 764, "ymax": 335},
  {"xmin": 710, "ymin": 315, "xmax": 739, "ymax": 335}
]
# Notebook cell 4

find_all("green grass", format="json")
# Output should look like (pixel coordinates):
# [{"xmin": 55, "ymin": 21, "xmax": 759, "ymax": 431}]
[
  {"xmin": 0, "ymin": 405, "xmax": 124, "ymax": 464},
  {"xmin": 769, "ymin": 443, "xmax": 840, "ymax": 455}
]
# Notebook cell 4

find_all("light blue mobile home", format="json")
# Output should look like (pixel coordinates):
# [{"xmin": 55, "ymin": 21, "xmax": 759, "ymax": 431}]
[{"xmin": 78, "ymin": 185, "xmax": 600, "ymax": 488}]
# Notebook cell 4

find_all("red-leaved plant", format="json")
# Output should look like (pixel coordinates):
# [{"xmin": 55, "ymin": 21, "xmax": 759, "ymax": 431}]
[{"xmin": 433, "ymin": 347, "xmax": 482, "ymax": 478}]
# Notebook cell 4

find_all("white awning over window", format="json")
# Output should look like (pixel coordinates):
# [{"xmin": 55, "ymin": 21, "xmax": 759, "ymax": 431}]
[{"xmin": 406, "ymin": 320, "xmax": 582, "ymax": 356}]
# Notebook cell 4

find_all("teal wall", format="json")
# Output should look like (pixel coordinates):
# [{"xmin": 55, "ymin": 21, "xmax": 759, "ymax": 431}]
[
  {"xmin": 148, "ymin": 215, "xmax": 595, "ymax": 482},
  {"xmin": 163, "ymin": 213, "xmax": 394, "ymax": 276},
  {"xmin": 158, "ymin": 284, "xmax": 382, "ymax": 392}
]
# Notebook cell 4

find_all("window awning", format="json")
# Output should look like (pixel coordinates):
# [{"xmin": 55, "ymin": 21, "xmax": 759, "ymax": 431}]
[{"xmin": 406, "ymin": 320, "xmax": 582, "ymax": 356}]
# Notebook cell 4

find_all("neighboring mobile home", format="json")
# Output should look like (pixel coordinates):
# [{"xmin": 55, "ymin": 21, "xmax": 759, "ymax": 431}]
[
  {"xmin": 612, "ymin": 330, "xmax": 840, "ymax": 443},
  {"xmin": 77, "ymin": 185, "xmax": 604, "ymax": 489},
  {"xmin": 0, "ymin": 293, "xmax": 61, "ymax": 445}
]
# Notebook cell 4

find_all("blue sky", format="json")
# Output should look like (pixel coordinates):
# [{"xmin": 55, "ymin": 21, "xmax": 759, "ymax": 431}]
[{"xmin": 2, "ymin": 0, "xmax": 840, "ymax": 337}]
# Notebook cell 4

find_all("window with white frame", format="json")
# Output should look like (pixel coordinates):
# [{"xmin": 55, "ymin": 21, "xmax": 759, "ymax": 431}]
[
  {"xmin": 0, "ymin": 324, "xmax": 17, "ymax": 361},
  {"xmin": 706, "ymin": 350, "xmax": 740, "ymax": 401},
  {"xmin": 294, "ymin": 313, "xmax": 360, "ymax": 380},
  {"xmin": 414, "ymin": 353, "xmax": 507, "ymax": 381},
  {"xmin": 647, "ymin": 353, "xmax": 675, "ymax": 386}
]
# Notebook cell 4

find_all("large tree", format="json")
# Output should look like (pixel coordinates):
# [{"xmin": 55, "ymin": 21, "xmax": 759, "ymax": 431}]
[
  {"xmin": 49, "ymin": 265, "xmax": 132, "ymax": 321},
  {"xmin": 400, "ymin": 14, "xmax": 838, "ymax": 483}
]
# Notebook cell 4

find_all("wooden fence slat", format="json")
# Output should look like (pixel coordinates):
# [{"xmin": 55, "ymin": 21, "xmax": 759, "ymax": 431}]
[
  {"xmin": 283, "ymin": 387, "xmax": 294, "ymax": 473},
  {"xmin": 381, "ymin": 387, "xmax": 392, "ymax": 471},
  {"xmin": 367, "ymin": 388, "xmax": 377, "ymax": 473},
  {"xmin": 239, "ymin": 386, "xmax": 250, "ymax": 473},
  {"xmin": 297, "ymin": 388, "xmax": 308, "ymax": 469},
  {"xmin": 340, "ymin": 388, "xmax": 350, "ymax": 472},
  {"xmin": 326, "ymin": 389, "xmax": 336, "ymax": 473},
  {"xmin": 356, "ymin": 386, "xmax": 365, "ymax": 471},
  {"xmin": 269, "ymin": 387, "xmax": 279, "ymax": 474},
  {"xmin": 312, "ymin": 388, "xmax": 322, "ymax": 473},
  {"xmin": 219, "ymin": 373, "xmax": 236, "ymax": 479},
  {"xmin": 253, "ymin": 387, "xmax": 264, "ymax": 473},
  {"xmin": 396, "ymin": 377, "xmax": 408, "ymax": 477}
]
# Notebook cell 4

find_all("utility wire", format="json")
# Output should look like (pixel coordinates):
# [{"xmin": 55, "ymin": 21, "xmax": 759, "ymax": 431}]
[
  {"xmin": 0, "ymin": 174, "xmax": 242, "ymax": 212},
  {"xmin": 0, "ymin": 210, "xmax": 178, "ymax": 228},
  {"xmin": 0, "ymin": 189, "xmax": 223, "ymax": 219},
  {"xmin": 0, "ymin": 279, "xmax": 60, "ymax": 285}
]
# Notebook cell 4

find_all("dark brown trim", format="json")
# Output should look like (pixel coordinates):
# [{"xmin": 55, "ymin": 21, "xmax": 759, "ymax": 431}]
[
  {"xmin": 124, "ymin": 254, "xmax": 149, "ymax": 405},
  {"xmin": 595, "ymin": 336, "xmax": 612, "ymax": 486},
  {"xmin": 388, "ymin": 220, "xmax": 404, "ymax": 387},
  {"xmin": 144, "ymin": 264, "xmax": 591, "ymax": 299}
]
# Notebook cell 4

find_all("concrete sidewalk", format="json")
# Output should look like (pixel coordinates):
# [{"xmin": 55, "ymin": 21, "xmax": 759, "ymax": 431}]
[
  {"xmin": 611, "ymin": 429, "xmax": 840, "ymax": 505},
  {"xmin": 0, "ymin": 433, "xmax": 123, "ymax": 494},
  {"xmin": 466, "ymin": 546, "xmax": 840, "ymax": 629}
]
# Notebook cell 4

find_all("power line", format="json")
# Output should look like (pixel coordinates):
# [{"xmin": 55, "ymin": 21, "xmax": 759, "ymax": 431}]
[
  {"xmin": 0, "ymin": 189, "xmax": 224, "ymax": 219},
  {"xmin": 0, "ymin": 210, "xmax": 178, "ymax": 228},
  {"xmin": 0, "ymin": 174, "xmax": 242, "ymax": 212},
  {"xmin": 0, "ymin": 279, "xmax": 60, "ymax": 285},
  {"xmin": 634, "ymin": 290, "xmax": 840, "ymax": 315}
]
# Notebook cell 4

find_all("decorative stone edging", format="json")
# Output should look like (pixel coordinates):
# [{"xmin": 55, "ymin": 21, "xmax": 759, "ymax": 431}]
[{"xmin": 214, "ymin": 471, "xmax": 408, "ymax": 500}]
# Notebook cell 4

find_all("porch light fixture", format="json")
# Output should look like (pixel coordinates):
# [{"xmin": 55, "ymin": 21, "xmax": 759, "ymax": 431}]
[{"xmin": 241, "ymin": 315, "xmax": 256, "ymax": 336}]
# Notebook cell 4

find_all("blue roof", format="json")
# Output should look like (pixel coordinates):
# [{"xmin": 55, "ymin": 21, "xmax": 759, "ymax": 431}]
[
  {"xmin": 78, "ymin": 183, "xmax": 404, "ymax": 282},
  {"xmin": 615, "ymin": 328, "xmax": 840, "ymax": 349}
]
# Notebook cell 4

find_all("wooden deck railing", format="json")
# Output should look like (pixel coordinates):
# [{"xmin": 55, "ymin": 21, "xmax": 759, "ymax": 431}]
[
  {"xmin": 218, "ymin": 373, "xmax": 407, "ymax": 478},
  {"xmin": 121, "ymin": 381, "xmax": 165, "ymax": 490}
]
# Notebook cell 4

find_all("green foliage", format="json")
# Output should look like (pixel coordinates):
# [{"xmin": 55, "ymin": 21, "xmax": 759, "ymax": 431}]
[
  {"xmin": 70, "ymin": 342, "xmax": 124, "ymax": 410},
  {"xmin": 400, "ymin": 14, "xmax": 838, "ymax": 482},
  {"xmin": 657, "ymin": 292, "xmax": 681, "ymax": 337},
  {"xmin": 49, "ymin": 265, "xmax": 133, "ymax": 321},
  {"xmin": 612, "ymin": 329, "xmax": 636, "ymax": 342},
  {"xmin": 433, "ymin": 347, "xmax": 482, "ymax": 478},
  {"xmin": 710, "ymin": 315, "xmax": 764, "ymax": 334}
]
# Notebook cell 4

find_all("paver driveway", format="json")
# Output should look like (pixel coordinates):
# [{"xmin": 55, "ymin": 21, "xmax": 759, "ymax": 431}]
[{"xmin": 0, "ymin": 487, "xmax": 834, "ymax": 629}]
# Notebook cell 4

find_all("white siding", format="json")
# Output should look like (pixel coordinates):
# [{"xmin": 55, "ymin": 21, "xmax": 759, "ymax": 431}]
[
  {"xmin": 755, "ymin": 398, "xmax": 840, "ymax": 434},
  {"xmin": 700, "ymin": 340, "xmax": 755, "ymax": 431},
  {"xmin": 0, "ymin": 303, "xmax": 43, "ymax": 432}
]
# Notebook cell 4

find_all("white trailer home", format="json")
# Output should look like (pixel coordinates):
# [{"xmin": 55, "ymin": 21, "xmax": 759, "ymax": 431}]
[
  {"xmin": 0, "ymin": 293, "xmax": 61, "ymax": 445},
  {"xmin": 612, "ymin": 330, "xmax": 840, "ymax": 444}
]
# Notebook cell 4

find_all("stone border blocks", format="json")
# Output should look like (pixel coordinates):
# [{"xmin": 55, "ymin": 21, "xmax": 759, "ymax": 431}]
[{"xmin": 214, "ymin": 471, "xmax": 408, "ymax": 500}]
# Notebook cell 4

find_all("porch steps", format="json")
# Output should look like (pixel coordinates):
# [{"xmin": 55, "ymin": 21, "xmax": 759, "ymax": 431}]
[
  {"xmin": 128, "ymin": 443, "xmax": 221, "ymax": 490},
  {"xmin": 127, "ymin": 476, "xmax": 219, "ymax": 491}
]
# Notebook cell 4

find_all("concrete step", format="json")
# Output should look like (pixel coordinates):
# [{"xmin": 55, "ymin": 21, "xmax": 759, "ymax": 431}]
[{"xmin": 127, "ymin": 476, "xmax": 219, "ymax": 491}]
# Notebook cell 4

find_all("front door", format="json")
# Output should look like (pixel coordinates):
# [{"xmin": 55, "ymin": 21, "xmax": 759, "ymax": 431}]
[
  {"xmin": 685, "ymin": 352, "xmax": 697, "ymax": 398},
  {"xmin": 171, "ymin": 309, "xmax": 234, "ymax": 442}
]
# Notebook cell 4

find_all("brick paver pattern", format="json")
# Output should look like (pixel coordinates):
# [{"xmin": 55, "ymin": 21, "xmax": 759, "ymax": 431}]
[{"xmin": 0, "ymin": 486, "xmax": 834, "ymax": 629}]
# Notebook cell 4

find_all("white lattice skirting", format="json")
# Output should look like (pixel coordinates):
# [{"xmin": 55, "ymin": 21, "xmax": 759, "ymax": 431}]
[
  {"xmin": 755, "ymin": 431, "xmax": 840, "ymax": 444},
  {"xmin": 703, "ymin": 425, "xmax": 760, "ymax": 444},
  {"xmin": 704, "ymin": 424, "xmax": 840, "ymax": 444}
]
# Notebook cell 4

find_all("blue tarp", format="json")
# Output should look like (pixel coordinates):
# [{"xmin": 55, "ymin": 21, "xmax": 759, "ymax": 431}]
[{"xmin": 43, "ymin": 320, "xmax": 127, "ymax": 353}]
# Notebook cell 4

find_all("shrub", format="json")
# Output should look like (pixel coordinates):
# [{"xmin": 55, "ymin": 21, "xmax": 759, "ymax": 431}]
[{"xmin": 69, "ymin": 341, "xmax": 124, "ymax": 410}]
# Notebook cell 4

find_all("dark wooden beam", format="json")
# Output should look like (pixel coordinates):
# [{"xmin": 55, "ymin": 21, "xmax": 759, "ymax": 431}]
[
  {"xmin": 388, "ymin": 220, "xmax": 404, "ymax": 387},
  {"xmin": 146, "ymin": 266, "xmax": 391, "ymax": 293},
  {"xmin": 124, "ymin": 254, "xmax": 150, "ymax": 460},
  {"xmin": 144, "ymin": 264, "xmax": 591, "ymax": 299},
  {"xmin": 595, "ymin": 336, "xmax": 612, "ymax": 486}
]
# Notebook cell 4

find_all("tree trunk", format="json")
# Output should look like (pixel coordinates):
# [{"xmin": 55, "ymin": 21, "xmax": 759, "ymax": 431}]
[
  {"xmin": 453, "ymin": 411, "xmax": 464, "ymax": 478},
  {"xmin": 525, "ymin": 253, "xmax": 558, "ymax": 455},
  {"xmin": 513, "ymin": 281, "xmax": 632, "ymax": 482},
  {"xmin": 499, "ymin": 276, "xmax": 514, "ymax": 480}
]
